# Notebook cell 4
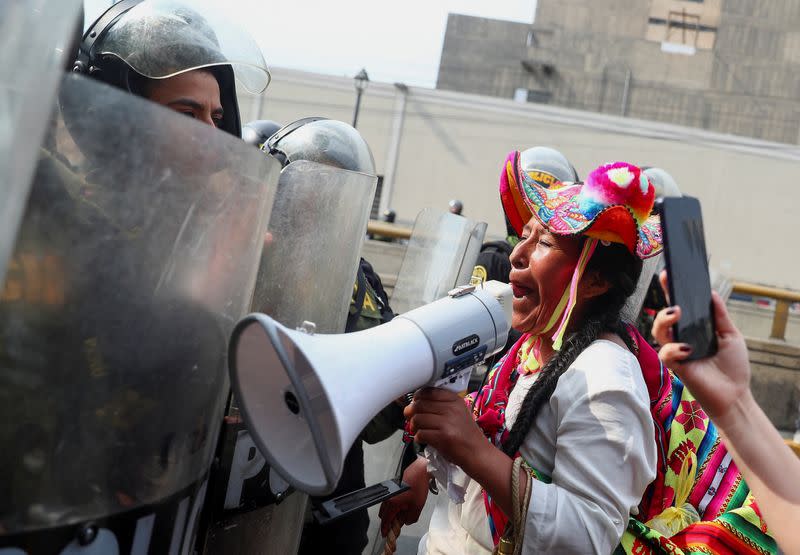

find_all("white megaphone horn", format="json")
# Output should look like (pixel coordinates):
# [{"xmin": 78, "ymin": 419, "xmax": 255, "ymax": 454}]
[{"xmin": 228, "ymin": 280, "xmax": 512, "ymax": 496}]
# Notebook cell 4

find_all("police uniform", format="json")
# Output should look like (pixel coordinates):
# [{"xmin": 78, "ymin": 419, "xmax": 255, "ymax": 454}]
[{"xmin": 471, "ymin": 240, "xmax": 515, "ymax": 285}]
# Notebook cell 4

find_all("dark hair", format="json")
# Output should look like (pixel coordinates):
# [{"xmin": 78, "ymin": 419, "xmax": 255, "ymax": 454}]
[{"xmin": 502, "ymin": 239, "xmax": 643, "ymax": 456}]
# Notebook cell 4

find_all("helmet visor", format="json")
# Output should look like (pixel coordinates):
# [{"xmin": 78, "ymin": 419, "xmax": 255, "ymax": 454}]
[{"xmin": 95, "ymin": 0, "xmax": 270, "ymax": 93}]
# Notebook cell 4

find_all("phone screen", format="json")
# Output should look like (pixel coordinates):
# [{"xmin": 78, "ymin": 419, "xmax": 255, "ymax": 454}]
[{"xmin": 660, "ymin": 196, "xmax": 717, "ymax": 360}]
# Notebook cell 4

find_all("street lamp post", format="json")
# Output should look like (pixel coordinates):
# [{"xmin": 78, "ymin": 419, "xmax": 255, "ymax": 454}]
[{"xmin": 352, "ymin": 68, "xmax": 369, "ymax": 128}]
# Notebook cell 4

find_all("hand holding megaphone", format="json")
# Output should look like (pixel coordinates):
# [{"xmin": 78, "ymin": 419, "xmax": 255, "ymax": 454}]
[
  {"xmin": 404, "ymin": 387, "xmax": 487, "ymax": 465},
  {"xmin": 228, "ymin": 280, "xmax": 512, "ymax": 495}
]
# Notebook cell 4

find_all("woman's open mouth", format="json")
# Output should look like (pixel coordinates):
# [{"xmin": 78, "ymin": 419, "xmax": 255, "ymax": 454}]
[{"xmin": 510, "ymin": 281, "xmax": 533, "ymax": 299}]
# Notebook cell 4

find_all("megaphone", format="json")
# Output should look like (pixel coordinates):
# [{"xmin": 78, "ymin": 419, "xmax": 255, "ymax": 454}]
[{"xmin": 228, "ymin": 281, "xmax": 512, "ymax": 495}]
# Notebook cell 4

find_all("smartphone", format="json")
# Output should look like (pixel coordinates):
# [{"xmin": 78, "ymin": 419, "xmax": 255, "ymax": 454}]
[{"xmin": 659, "ymin": 196, "xmax": 718, "ymax": 360}]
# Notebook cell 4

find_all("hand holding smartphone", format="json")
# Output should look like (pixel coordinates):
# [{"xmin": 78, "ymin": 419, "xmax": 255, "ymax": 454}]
[{"xmin": 659, "ymin": 196, "xmax": 718, "ymax": 360}]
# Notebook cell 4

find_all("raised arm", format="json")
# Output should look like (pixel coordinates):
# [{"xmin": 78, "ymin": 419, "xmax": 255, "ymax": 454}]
[{"xmin": 653, "ymin": 290, "xmax": 800, "ymax": 554}]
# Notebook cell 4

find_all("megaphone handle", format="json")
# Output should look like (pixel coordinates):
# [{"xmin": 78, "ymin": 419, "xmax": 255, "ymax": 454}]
[{"xmin": 312, "ymin": 479, "xmax": 410, "ymax": 525}]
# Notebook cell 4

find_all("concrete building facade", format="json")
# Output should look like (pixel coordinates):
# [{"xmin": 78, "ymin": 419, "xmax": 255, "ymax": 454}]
[{"xmin": 437, "ymin": 0, "xmax": 800, "ymax": 144}]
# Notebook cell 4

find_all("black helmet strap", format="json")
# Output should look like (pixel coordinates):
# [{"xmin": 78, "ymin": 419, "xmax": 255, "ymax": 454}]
[
  {"xmin": 266, "ymin": 116, "xmax": 327, "ymax": 154},
  {"xmin": 74, "ymin": 0, "xmax": 142, "ymax": 75}
]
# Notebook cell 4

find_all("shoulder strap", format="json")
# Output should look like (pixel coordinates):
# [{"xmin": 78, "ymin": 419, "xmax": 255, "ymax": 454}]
[
  {"xmin": 345, "ymin": 267, "xmax": 368, "ymax": 333},
  {"xmin": 359, "ymin": 258, "xmax": 394, "ymax": 322}
]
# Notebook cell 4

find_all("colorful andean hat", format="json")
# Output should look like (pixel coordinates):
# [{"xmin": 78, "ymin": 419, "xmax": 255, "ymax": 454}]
[
  {"xmin": 500, "ymin": 152, "xmax": 662, "ymax": 259},
  {"xmin": 500, "ymin": 150, "xmax": 563, "ymax": 237}
]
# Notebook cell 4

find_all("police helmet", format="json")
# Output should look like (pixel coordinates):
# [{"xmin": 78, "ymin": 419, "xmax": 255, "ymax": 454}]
[
  {"xmin": 642, "ymin": 167, "xmax": 682, "ymax": 199},
  {"xmin": 505, "ymin": 146, "xmax": 579, "ymax": 237},
  {"xmin": 74, "ymin": 0, "xmax": 271, "ymax": 137},
  {"xmin": 382, "ymin": 209, "xmax": 397, "ymax": 223},
  {"xmin": 265, "ymin": 117, "xmax": 375, "ymax": 174},
  {"xmin": 242, "ymin": 120, "xmax": 282, "ymax": 148},
  {"xmin": 518, "ymin": 146, "xmax": 580, "ymax": 186}
]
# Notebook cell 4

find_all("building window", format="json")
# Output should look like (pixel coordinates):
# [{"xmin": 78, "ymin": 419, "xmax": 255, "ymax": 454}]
[
  {"xmin": 514, "ymin": 88, "xmax": 551, "ymax": 104},
  {"xmin": 646, "ymin": 0, "xmax": 718, "ymax": 50}
]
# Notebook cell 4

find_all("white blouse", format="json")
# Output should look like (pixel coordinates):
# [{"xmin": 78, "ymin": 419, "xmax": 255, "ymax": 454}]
[{"xmin": 419, "ymin": 339, "xmax": 657, "ymax": 555}]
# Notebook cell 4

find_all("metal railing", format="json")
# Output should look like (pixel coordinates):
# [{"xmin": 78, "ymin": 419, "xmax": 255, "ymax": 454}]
[
  {"xmin": 732, "ymin": 282, "xmax": 800, "ymax": 341},
  {"xmin": 366, "ymin": 220, "xmax": 412, "ymax": 240}
]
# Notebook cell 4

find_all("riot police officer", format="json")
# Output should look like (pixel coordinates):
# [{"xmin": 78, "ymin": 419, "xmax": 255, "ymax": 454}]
[
  {"xmin": 73, "ymin": 0, "xmax": 270, "ymax": 137},
  {"xmin": 263, "ymin": 117, "xmax": 399, "ymax": 555},
  {"xmin": 0, "ymin": 2, "xmax": 278, "ymax": 553}
]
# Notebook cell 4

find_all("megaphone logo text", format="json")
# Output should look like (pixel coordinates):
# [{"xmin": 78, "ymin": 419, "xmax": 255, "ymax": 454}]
[{"xmin": 452, "ymin": 334, "xmax": 480, "ymax": 356}]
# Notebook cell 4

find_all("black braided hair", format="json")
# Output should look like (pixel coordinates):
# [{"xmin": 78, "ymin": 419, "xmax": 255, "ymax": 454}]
[{"xmin": 502, "ymin": 240, "xmax": 643, "ymax": 457}]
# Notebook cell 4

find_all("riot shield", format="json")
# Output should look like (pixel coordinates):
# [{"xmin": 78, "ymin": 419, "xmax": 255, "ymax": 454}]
[
  {"xmin": 201, "ymin": 162, "xmax": 376, "ymax": 554},
  {"xmin": 0, "ymin": 0, "xmax": 83, "ymax": 285},
  {"xmin": 251, "ymin": 161, "xmax": 378, "ymax": 334},
  {"xmin": 390, "ymin": 209, "xmax": 488, "ymax": 314},
  {"xmin": 0, "ymin": 73, "xmax": 281, "ymax": 553},
  {"xmin": 363, "ymin": 210, "xmax": 486, "ymax": 555},
  {"xmin": 622, "ymin": 254, "xmax": 663, "ymax": 323}
]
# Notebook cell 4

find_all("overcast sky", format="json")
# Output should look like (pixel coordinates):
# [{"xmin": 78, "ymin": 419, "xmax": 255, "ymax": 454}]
[{"xmin": 84, "ymin": 0, "xmax": 536, "ymax": 88}]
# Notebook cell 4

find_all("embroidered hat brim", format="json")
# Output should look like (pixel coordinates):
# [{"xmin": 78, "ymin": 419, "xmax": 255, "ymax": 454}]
[{"xmin": 499, "ymin": 151, "xmax": 530, "ymax": 237}]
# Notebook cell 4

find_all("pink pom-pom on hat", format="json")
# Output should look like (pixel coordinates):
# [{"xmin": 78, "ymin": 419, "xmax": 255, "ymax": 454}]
[{"xmin": 578, "ymin": 162, "xmax": 655, "ymax": 226}]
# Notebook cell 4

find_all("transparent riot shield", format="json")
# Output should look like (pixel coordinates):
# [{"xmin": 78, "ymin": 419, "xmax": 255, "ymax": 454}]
[
  {"xmin": 623, "ymin": 254, "xmax": 663, "ymax": 323},
  {"xmin": 251, "ymin": 161, "xmax": 378, "ymax": 333},
  {"xmin": 390, "ymin": 209, "xmax": 488, "ymax": 314},
  {"xmin": 202, "ymin": 161, "xmax": 376, "ymax": 554},
  {"xmin": 0, "ymin": 0, "xmax": 83, "ymax": 285},
  {"xmin": 363, "ymin": 210, "xmax": 486, "ymax": 555},
  {"xmin": 0, "ymin": 73, "xmax": 281, "ymax": 553}
]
